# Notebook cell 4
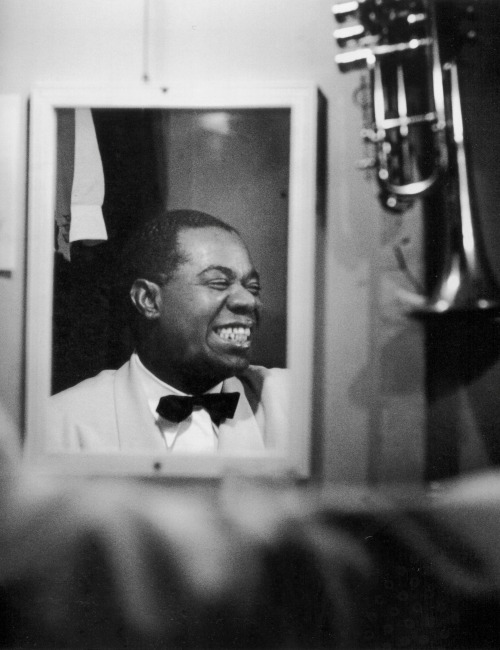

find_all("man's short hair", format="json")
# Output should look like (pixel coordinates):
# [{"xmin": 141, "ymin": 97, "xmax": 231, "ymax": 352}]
[{"xmin": 119, "ymin": 209, "xmax": 239, "ymax": 288}]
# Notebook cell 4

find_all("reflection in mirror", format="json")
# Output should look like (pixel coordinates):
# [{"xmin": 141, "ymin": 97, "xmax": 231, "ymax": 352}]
[
  {"xmin": 52, "ymin": 108, "xmax": 289, "ymax": 396},
  {"xmin": 25, "ymin": 87, "xmax": 323, "ymax": 477}
]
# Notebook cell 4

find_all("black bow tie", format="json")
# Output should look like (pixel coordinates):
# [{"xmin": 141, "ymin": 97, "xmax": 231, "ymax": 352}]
[{"xmin": 156, "ymin": 392, "xmax": 240, "ymax": 426}]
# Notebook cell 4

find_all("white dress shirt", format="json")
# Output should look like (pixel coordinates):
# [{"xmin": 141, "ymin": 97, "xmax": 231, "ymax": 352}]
[{"xmin": 132, "ymin": 352, "xmax": 222, "ymax": 453}]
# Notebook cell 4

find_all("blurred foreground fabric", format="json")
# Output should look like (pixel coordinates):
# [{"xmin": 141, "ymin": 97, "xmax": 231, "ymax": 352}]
[{"xmin": 2, "ymin": 413, "xmax": 500, "ymax": 648}]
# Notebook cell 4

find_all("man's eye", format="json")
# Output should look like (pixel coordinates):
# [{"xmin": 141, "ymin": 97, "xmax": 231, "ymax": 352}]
[
  {"xmin": 208, "ymin": 280, "xmax": 230, "ymax": 290},
  {"xmin": 246, "ymin": 283, "xmax": 261, "ymax": 296}
]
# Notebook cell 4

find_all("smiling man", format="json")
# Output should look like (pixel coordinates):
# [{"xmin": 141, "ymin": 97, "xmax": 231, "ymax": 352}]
[{"xmin": 48, "ymin": 210, "xmax": 289, "ymax": 453}]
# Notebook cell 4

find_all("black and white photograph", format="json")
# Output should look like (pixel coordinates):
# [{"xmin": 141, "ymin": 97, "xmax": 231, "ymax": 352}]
[{"xmin": 2, "ymin": 0, "xmax": 500, "ymax": 647}]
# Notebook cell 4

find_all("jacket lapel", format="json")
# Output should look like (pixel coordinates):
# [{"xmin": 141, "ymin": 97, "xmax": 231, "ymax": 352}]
[
  {"xmin": 218, "ymin": 376, "xmax": 265, "ymax": 452},
  {"xmin": 113, "ymin": 360, "xmax": 166, "ymax": 451}
]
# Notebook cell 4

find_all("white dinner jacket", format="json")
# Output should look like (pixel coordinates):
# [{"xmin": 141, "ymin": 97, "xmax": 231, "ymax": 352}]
[{"xmin": 47, "ymin": 358, "xmax": 289, "ymax": 453}]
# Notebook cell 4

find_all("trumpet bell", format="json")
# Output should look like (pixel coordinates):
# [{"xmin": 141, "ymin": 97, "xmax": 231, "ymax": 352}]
[{"xmin": 411, "ymin": 61, "xmax": 500, "ymax": 319}]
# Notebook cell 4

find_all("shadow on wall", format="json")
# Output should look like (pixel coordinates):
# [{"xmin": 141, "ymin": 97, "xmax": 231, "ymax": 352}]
[{"xmin": 350, "ymin": 326, "xmax": 425, "ymax": 409}]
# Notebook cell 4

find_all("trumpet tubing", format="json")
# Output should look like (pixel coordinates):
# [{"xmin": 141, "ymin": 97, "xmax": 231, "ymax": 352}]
[{"xmin": 332, "ymin": 0, "xmax": 500, "ymax": 316}]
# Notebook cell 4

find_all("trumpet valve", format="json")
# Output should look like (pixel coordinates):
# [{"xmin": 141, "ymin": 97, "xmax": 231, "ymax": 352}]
[
  {"xmin": 332, "ymin": 1, "xmax": 362, "ymax": 24},
  {"xmin": 334, "ymin": 24, "xmax": 366, "ymax": 47},
  {"xmin": 335, "ymin": 47, "xmax": 375, "ymax": 72}
]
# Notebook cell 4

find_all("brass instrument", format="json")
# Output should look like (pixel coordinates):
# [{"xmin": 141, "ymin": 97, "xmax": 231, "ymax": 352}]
[{"xmin": 332, "ymin": 0, "xmax": 500, "ymax": 317}]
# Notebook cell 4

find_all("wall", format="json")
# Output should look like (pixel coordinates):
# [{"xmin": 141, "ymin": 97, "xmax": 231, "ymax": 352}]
[{"xmin": 0, "ymin": 0, "xmax": 427, "ymax": 483}]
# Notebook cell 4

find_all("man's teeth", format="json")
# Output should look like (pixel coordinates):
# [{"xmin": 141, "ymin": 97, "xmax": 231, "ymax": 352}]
[{"xmin": 218, "ymin": 326, "xmax": 251, "ymax": 344}]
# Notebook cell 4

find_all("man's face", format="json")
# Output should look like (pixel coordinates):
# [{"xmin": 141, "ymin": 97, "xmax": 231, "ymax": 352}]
[{"xmin": 154, "ymin": 227, "xmax": 262, "ymax": 390}]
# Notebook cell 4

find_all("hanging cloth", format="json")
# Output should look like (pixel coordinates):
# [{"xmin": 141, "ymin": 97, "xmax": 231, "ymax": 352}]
[
  {"xmin": 69, "ymin": 107, "xmax": 107, "ymax": 245},
  {"xmin": 55, "ymin": 108, "xmax": 107, "ymax": 260}
]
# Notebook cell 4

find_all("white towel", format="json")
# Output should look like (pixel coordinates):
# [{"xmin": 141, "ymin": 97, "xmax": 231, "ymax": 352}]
[{"xmin": 69, "ymin": 108, "xmax": 107, "ymax": 244}]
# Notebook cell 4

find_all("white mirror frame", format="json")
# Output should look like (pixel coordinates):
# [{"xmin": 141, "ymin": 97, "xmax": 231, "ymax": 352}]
[{"xmin": 24, "ymin": 83, "xmax": 324, "ymax": 479}]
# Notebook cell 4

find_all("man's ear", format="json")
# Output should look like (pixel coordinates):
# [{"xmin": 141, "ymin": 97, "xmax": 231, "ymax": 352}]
[{"xmin": 129, "ymin": 279, "xmax": 162, "ymax": 320}]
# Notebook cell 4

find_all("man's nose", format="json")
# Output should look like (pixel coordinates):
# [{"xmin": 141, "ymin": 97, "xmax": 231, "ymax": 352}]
[{"xmin": 226, "ymin": 284, "xmax": 261, "ymax": 312}]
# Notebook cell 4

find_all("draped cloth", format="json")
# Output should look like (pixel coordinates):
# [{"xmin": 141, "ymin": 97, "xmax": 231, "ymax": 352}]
[
  {"xmin": 55, "ymin": 108, "xmax": 107, "ymax": 261},
  {"xmin": 69, "ymin": 108, "xmax": 107, "ymax": 244}
]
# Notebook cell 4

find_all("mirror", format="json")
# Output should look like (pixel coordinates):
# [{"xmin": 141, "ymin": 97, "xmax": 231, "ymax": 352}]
[{"xmin": 24, "ymin": 85, "xmax": 324, "ymax": 478}]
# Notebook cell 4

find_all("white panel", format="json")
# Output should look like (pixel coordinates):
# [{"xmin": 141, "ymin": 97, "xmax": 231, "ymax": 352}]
[{"xmin": 0, "ymin": 95, "xmax": 22, "ymax": 272}]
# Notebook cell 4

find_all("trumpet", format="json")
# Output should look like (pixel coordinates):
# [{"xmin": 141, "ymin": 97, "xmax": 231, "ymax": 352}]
[{"xmin": 332, "ymin": 0, "xmax": 500, "ymax": 317}]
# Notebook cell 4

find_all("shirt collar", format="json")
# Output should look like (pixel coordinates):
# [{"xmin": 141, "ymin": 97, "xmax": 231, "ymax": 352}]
[{"xmin": 131, "ymin": 352, "xmax": 223, "ymax": 409}]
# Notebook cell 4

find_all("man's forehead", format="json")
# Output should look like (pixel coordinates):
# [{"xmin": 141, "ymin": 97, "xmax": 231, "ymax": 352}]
[
  {"xmin": 177, "ymin": 227, "xmax": 255, "ymax": 270},
  {"xmin": 177, "ymin": 225, "xmax": 241, "ymax": 246}
]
